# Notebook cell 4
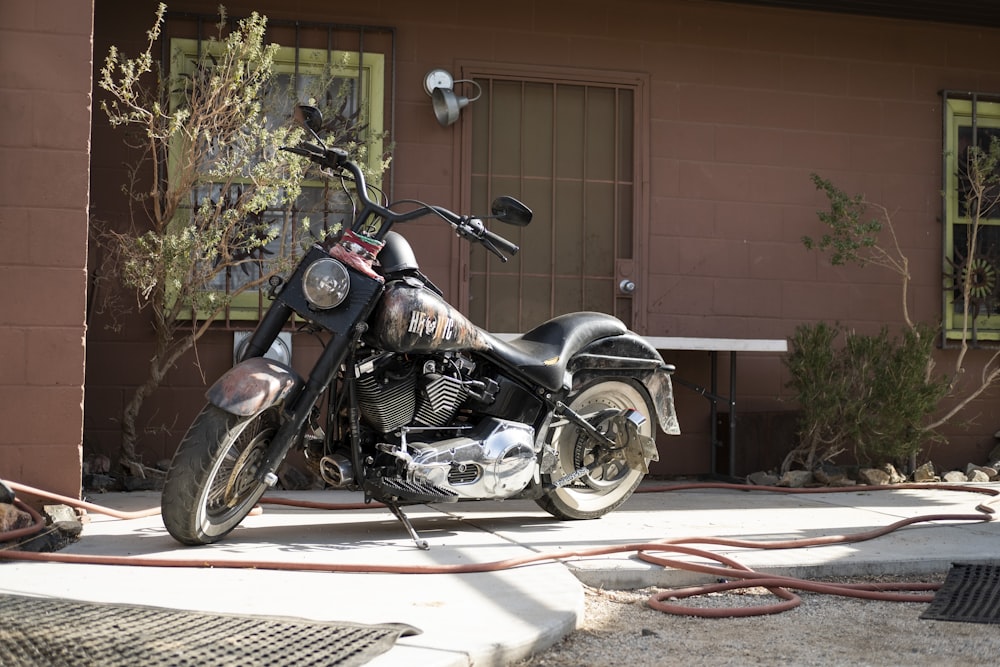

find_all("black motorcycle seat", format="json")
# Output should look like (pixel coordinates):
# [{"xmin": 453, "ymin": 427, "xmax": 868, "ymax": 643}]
[{"xmin": 482, "ymin": 312, "xmax": 627, "ymax": 391}]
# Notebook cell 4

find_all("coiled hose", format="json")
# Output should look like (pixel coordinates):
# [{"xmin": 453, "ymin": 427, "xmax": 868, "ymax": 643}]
[{"xmin": 1, "ymin": 479, "xmax": 996, "ymax": 618}]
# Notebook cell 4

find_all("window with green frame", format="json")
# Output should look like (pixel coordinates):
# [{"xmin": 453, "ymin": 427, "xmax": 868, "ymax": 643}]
[
  {"xmin": 169, "ymin": 33, "xmax": 388, "ymax": 322},
  {"xmin": 943, "ymin": 93, "xmax": 1000, "ymax": 343}
]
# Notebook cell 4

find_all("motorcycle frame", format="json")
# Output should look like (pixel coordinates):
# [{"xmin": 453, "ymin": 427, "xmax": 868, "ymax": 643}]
[
  {"xmin": 211, "ymin": 252, "xmax": 672, "ymax": 495},
  {"xmin": 205, "ymin": 152, "xmax": 673, "ymax": 497}
]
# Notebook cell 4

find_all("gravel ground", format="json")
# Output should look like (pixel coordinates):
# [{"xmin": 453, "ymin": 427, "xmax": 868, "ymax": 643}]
[{"xmin": 514, "ymin": 574, "xmax": 1000, "ymax": 667}]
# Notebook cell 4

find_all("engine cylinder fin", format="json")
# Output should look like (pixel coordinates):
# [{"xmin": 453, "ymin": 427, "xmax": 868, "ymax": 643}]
[
  {"xmin": 356, "ymin": 372, "xmax": 416, "ymax": 433},
  {"xmin": 414, "ymin": 374, "xmax": 466, "ymax": 426}
]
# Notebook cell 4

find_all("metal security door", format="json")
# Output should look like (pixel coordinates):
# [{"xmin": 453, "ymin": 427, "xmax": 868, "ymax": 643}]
[{"xmin": 462, "ymin": 71, "xmax": 644, "ymax": 333}]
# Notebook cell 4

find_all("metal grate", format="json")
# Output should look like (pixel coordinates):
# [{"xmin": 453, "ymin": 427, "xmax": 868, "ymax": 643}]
[
  {"xmin": 921, "ymin": 563, "xmax": 1000, "ymax": 624},
  {"xmin": 0, "ymin": 594, "xmax": 418, "ymax": 667}
]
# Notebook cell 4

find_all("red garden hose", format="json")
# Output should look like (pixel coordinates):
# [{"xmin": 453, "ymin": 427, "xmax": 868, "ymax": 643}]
[{"xmin": 1, "ymin": 479, "xmax": 996, "ymax": 617}]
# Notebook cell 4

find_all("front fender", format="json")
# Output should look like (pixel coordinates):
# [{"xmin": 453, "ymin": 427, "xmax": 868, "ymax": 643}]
[{"xmin": 206, "ymin": 356, "xmax": 303, "ymax": 417}]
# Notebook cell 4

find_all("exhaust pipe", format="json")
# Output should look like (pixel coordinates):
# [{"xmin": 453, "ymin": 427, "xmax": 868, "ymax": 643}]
[{"xmin": 319, "ymin": 454, "xmax": 354, "ymax": 488}]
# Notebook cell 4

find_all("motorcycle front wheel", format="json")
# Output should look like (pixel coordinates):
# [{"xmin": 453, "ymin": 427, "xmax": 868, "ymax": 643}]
[
  {"xmin": 536, "ymin": 379, "xmax": 656, "ymax": 520},
  {"xmin": 161, "ymin": 405, "xmax": 280, "ymax": 545}
]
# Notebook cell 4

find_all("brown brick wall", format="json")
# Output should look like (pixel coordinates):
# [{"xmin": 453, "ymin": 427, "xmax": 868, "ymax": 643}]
[
  {"xmin": 0, "ymin": 0, "xmax": 92, "ymax": 497},
  {"xmin": 86, "ymin": 0, "xmax": 1000, "ymax": 478}
]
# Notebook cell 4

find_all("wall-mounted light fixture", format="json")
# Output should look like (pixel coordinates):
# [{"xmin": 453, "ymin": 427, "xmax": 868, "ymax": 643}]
[{"xmin": 423, "ymin": 68, "xmax": 482, "ymax": 126}]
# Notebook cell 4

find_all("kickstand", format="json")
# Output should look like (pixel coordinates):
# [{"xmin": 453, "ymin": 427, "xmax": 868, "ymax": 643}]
[{"xmin": 386, "ymin": 502, "xmax": 430, "ymax": 550}]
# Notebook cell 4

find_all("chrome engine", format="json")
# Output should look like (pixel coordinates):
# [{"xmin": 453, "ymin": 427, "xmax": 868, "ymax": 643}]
[
  {"xmin": 393, "ymin": 418, "xmax": 536, "ymax": 499},
  {"xmin": 346, "ymin": 351, "xmax": 537, "ymax": 500}
]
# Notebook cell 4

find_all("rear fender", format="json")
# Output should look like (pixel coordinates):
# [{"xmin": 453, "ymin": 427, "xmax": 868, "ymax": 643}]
[
  {"xmin": 569, "ymin": 333, "xmax": 681, "ymax": 436},
  {"xmin": 206, "ymin": 356, "xmax": 303, "ymax": 417},
  {"xmin": 642, "ymin": 366, "xmax": 681, "ymax": 436}
]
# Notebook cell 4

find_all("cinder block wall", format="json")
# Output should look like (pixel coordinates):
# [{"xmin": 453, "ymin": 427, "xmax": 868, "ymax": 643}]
[
  {"xmin": 86, "ymin": 0, "xmax": 1000, "ymax": 477},
  {"xmin": 0, "ymin": 1, "xmax": 92, "ymax": 497}
]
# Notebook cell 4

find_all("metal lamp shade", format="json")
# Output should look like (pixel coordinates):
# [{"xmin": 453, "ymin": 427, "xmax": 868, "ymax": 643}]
[{"xmin": 432, "ymin": 87, "xmax": 469, "ymax": 126}]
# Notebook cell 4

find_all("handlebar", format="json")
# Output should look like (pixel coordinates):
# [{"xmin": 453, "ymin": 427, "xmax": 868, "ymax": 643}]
[
  {"xmin": 283, "ymin": 143, "xmax": 348, "ymax": 169},
  {"xmin": 283, "ymin": 141, "xmax": 520, "ymax": 261},
  {"xmin": 455, "ymin": 216, "xmax": 520, "ymax": 261},
  {"xmin": 482, "ymin": 229, "xmax": 520, "ymax": 257}
]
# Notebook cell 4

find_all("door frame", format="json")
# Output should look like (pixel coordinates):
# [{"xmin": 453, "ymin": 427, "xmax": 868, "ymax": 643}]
[{"xmin": 454, "ymin": 61, "xmax": 651, "ymax": 333}]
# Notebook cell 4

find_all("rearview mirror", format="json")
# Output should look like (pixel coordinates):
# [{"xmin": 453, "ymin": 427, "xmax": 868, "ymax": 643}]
[
  {"xmin": 294, "ymin": 105, "xmax": 324, "ymax": 136},
  {"xmin": 491, "ymin": 196, "xmax": 532, "ymax": 227}
]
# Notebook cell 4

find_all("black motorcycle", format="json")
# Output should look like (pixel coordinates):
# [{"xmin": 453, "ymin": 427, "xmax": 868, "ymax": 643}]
[{"xmin": 160, "ymin": 106, "xmax": 680, "ymax": 548}]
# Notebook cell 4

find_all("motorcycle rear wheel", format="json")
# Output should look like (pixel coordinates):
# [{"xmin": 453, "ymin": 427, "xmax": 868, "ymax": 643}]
[
  {"xmin": 536, "ymin": 379, "xmax": 656, "ymax": 520},
  {"xmin": 161, "ymin": 405, "xmax": 279, "ymax": 545}
]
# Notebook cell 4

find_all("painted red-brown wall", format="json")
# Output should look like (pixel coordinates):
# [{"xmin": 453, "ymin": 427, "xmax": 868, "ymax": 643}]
[
  {"xmin": 82, "ymin": 0, "xmax": 1000, "ymax": 486},
  {"xmin": 0, "ymin": 0, "xmax": 92, "ymax": 497}
]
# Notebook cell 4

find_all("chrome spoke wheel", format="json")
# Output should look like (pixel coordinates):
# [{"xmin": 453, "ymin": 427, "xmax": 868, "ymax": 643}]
[
  {"xmin": 536, "ymin": 379, "xmax": 655, "ymax": 520},
  {"xmin": 162, "ymin": 405, "xmax": 280, "ymax": 545}
]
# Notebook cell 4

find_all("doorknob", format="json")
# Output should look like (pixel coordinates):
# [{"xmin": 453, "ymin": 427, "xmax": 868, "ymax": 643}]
[{"xmin": 619, "ymin": 279, "xmax": 636, "ymax": 294}]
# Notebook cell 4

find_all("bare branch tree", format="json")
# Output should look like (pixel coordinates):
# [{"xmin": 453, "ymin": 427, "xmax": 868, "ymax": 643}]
[
  {"xmin": 789, "ymin": 149, "xmax": 1000, "ymax": 472},
  {"xmin": 93, "ymin": 5, "xmax": 387, "ymax": 478}
]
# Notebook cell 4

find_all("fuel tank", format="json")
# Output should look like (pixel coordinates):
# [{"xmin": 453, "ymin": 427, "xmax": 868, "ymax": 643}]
[{"xmin": 370, "ymin": 281, "xmax": 492, "ymax": 354}]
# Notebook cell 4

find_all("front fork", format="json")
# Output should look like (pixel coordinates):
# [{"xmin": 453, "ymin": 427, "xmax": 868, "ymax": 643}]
[
  {"xmin": 241, "ymin": 300, "xmax": 293, "ymax": 362},
  {"xmin": 253, "ymin": 322, "xmax": 367, "ymax": 488}
]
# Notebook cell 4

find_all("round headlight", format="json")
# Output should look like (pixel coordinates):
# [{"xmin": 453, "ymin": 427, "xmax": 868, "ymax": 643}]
[{"xmin": 302, "ymin": 258, "xmax": 351, "ymax": 309}]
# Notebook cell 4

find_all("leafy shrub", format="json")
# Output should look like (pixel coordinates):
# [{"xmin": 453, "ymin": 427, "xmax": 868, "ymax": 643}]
[{"xmin": 784, "ymin": 322, "xmax": 947, "ymax": 471}]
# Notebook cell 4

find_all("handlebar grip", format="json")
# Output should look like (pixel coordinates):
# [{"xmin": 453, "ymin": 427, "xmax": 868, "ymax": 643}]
[
  {"xmin": 483, "ymin": 229, "xmax": 519, "ymax": 256},
  {"xmin": 282, "ymin": 143, "xmax": 347, "ymax": 170}
]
